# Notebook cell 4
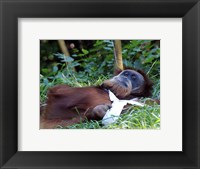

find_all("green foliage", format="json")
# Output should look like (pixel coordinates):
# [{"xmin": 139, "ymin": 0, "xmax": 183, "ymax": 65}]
[
  {"xmin": 40, "ymin": 41, "xmax": 59, "ymax": 76},
  {"xmin": 40, "ymin": 40, "xmax": 160, "ymax": 129},
  {"xmin": 122, "ymin": 40, "xmax": 160, "ymax": 78},
  {"xmin": 72, "ymin": 40, "xmax": 115, "ymax": 77},
  {"xmin": 40, "ymin": 40, "xmax": 159, "ymax": 80}
]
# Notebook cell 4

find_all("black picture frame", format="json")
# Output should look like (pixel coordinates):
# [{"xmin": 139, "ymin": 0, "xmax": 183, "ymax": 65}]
[{"xmin": 0, "ymin": 0, "xmax": 200, "ymax": 168}]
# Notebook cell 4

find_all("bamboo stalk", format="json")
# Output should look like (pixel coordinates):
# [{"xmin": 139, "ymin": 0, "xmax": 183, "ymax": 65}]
[
  {"xmin": 57, "ymin": 40, "xmax": 70, "ymax": 57},
  {"xmin": 114, "ymin": 40, "xmax": 124, "ymax": 71}
]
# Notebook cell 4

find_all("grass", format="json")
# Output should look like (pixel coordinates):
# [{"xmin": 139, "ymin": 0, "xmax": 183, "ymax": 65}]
[
  {"xmin": 40, "ymin": 69, "xmax": 160, "ymax": 129},
  {"xmin": 60, "ymin": 104, "xmax": 160, "ymax": 129}
]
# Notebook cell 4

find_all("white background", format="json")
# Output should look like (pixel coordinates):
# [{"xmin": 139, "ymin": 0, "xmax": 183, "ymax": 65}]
[{"xmin": 18, "ymin": 18, "xmax": 182, "ymax": 151}]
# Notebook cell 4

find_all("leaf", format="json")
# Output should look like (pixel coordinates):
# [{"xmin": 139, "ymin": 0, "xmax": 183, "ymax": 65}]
[
  {"xmin": 82, "ymin": 49, "xmax": 89, "ymax": 55},
  {"xmin": 103, "ymin": 47, "xmax": 112, "ymax": 51},
  {"xmin": 72, "ymin": 54, "xmax": 78, "ymax": 57},
  {"xmin": 71, "ymin": 62, "xmax": 80, "ymax": 67},
  {"xmin": 94, "ymin": 40, "xmax": 103, "ymax": 46},
  {"xmin": 43, "ymin": 78, "xmax": 49, "ymax": 85},
  {"xmin": 53, "ymin": 66, "xmax": 58, "ymax": 72},
  {"xmin": 64, "ymin": 56, "xmax": 74, "ymax": 62},
  {"xmin": 134, "ymin": 60, "xmax": 143, "ymax": 69},
  {"xmin": 48, "ymin": 54, "xmax": 54, "ymax": 60},
  {"xmin": 41, "ymin": 68, "xmax": 50, "ymax": 74},
  {"xmin": 54, "ymin": 53, "xmax": 74, "ymax": 63}
]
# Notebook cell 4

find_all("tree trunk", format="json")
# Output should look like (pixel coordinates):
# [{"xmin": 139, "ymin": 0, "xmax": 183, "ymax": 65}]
[
  {"xmin": 57, "ymin": 40, "xmax": 70, "ymax": 57},
  {"xmin": 57, "ymin": 40, "xmax": 76, "ymax": 71},
  {"xmin": 114, "ymin": 40, "xmax": 124, "ymax": 72}
]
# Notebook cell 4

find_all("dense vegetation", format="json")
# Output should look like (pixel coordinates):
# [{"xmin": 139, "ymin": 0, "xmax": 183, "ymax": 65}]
[{"xmin": 40, "ymin": 40, "xmax": 160, "ymax": 129}]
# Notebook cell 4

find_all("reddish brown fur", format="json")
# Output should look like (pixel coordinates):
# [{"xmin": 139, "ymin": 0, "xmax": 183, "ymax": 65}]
[
  {"xmin": 136, "ymin": 70, "xmax": 153, "ymax": 97},
  {"xmin": 41, "ymin": 85, "xmax": 111, "ymax": 128},
  {"xmin": 40, "ymin": 69, "xmax": 153, "ymax": 129},
  {"xmin": 46, "ymin": 85, "xmax": 110, "ymax": 119}
]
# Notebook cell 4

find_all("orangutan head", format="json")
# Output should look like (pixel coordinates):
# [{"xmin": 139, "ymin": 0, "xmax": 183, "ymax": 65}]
[{"xmin": 102, "ymin": 69, "xmax": 153, "ymax": 99}]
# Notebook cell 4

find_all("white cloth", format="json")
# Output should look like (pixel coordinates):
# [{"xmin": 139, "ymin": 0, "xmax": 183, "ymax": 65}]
[{"xmin": 102, "ymin": 90, "xmax": 144, "ymax": 126}]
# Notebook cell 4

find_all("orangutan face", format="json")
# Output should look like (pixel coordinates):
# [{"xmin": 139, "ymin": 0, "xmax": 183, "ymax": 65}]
[{"xmin": 102, "ymin": 69, "xmax": 145, "ymax": 98}]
